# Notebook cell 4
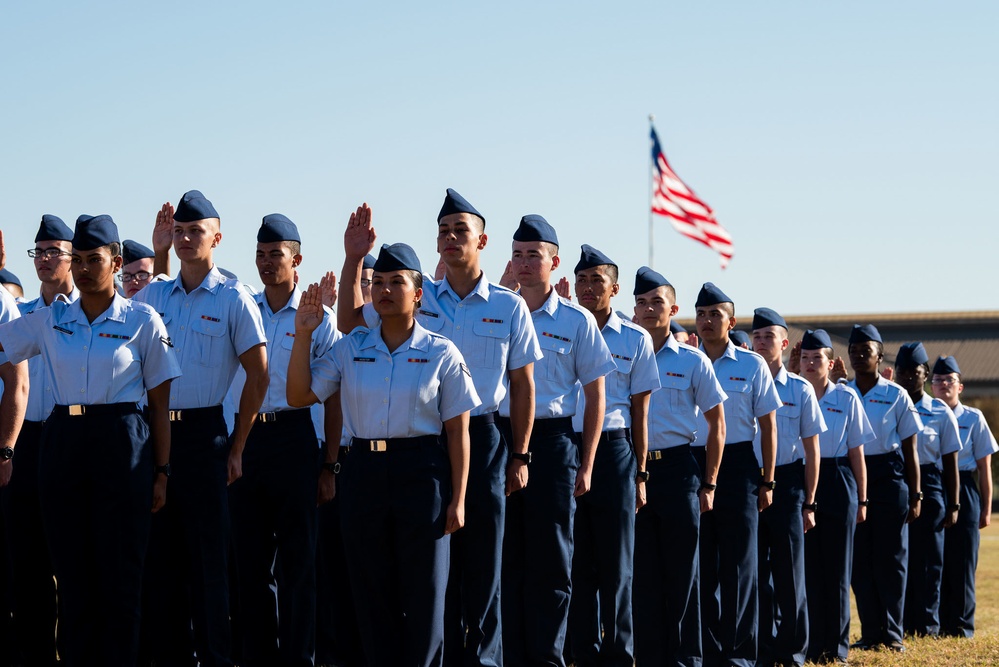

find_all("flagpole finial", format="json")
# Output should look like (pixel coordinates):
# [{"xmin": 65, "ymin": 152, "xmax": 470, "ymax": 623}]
[{"xmin": 649, "ymin": 113, "xmax": 655, "ymax": 123}]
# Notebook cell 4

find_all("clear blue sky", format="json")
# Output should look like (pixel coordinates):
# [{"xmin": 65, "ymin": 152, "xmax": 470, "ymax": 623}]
[{"xmin": 3, "ymin": 1, "xmax": 996, "ymax": 319}]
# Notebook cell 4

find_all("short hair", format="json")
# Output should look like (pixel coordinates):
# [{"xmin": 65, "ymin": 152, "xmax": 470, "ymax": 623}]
[
  {"xmin": 108, "ymin": 242, "xmax": 121, "ymax": 259},
  {"xmin": 662, "ymin": 284, "xmax": 676, "ymax": 304},
  {"xmin": 540, "ymin": 241, "xmax": 558, "ymax": 258},
  {"xmin": 285, "ymin": 241, "xmax": 301, "ymax": 256},
  {"xmin": 818, "ymin": 347, "xmax": 835, "ymax": 361}
]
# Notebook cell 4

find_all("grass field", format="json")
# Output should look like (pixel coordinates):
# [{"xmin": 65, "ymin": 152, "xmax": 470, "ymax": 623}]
[{"xmin": 825, "ymin": 522, "xmax": 999, "ymax": 666}]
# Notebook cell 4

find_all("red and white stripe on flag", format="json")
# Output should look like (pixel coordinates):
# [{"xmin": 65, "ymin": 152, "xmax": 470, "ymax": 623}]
[{"xmin": 650, "ymin": 126, "xmax": 733, "ymax": 268}]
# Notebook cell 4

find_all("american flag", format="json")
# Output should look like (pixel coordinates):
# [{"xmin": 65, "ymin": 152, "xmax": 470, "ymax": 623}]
[{"xmin": 650, "ymin": 125, "xmax": 733, "ymax": 268}]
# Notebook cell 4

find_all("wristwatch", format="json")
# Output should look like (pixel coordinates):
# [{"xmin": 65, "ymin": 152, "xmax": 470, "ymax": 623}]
[
  {"xmin": 859, "ymin": 499, "xmax": 870, "ymax": 507},
  {"xmin": 910, "ymin": 491, "xmax": 924, "ymax": 504},
  {"xmin": 802, "ymin": 502, "xmax": 818, "ymax": 512},
  {"xmin": 510, "ymin": 452, "xmax": 532, "ymax": 465},
  {"xmin": 699, "ymin": 481, "xmax": 717, "ymax": 492},
  {"xmin": 949, "ymin": 503, "xmax": 961, "ymax": 512},
  {"xmin": 0, "ymin": 447, "xmax": 13, "ymax": 461},
  {"xmin": 322, "ymin": 462, "xmax": 342, "ymax": 475},
  {"xmin": 154, "ymin": 464, "xmax": 171, "ymax": 478},
  {"xmin": 636, "ymin": 470, "xmax": 650, "ymax": 483},
  {"xmin": 760, "ymin": 479, "xmax": 776, "ymax": 491}
]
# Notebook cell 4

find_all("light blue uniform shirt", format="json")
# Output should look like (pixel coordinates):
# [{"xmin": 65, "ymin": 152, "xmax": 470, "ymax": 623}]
[
  {"xmin": 310, "ymin": 322, "xmax": 480, "ymax": 439},
  {"xmin": 753, "ymin": 366, "xmax": 826, "ymax": 466},
  {"xmin": 133, "ymin": 267, "xmax": 266, "ymax": 409},
  {"xmin": 500, "ymin": 289, "xmax": 614, "ymax": 419},
  {"xmin": 815, "ymin": 381, "xmax": 875, "ymax": 458},
  {"xmin": 847, "ymin": 376, "xmax": 922, "ymax": 455},
  {"xmin": 363, "ymin": 272, "xmax": 542, "ymax": 416},
  {"xmin": 694, "ymin": 342, "xmax": 782, "ymax": 464},
  {"xmin": 0, "ymin": 286, "xmax": 20, "ymax": 366},
  {"xmin": 0, "ymin": 294, "xmax": 180, "ymax": 405},
  {"xmin": 952, "ymin": 403, "xmax": 998, "ymax": 471},
  {"xmin": 912, "ymin": 393, "xmax": 962, "ymax": 468},
  {"xmin": 227, "ymin": 290, "xmax": 340, "ymax": 414},
  {"xmin": 571, "ymin": 311, "xmax": 660, "ymax": 432},
  {"xmin": 648, "ymin": 333, "xmax": 726, "ymax": 450},
  {"xmin": 17, "ymin": 290, "xmax": 80, "ymax": 421}
]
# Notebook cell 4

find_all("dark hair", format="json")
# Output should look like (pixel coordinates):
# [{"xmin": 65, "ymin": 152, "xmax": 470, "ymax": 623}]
[
  {"xmin": 409, "ymin": 270, "xmax": 423, "ymax": 308},
  {"xmin": 109, "ymin": 242, "xmax": 121, "ymax": 258},
  {"xmin": 285, "ymin": 241, "xmax": 301, "ymax": 256}
]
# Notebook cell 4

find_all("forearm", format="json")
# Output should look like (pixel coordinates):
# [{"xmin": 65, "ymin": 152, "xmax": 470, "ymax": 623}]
[
  {"xmin": 287, "ymin": 338, "xmax": 319, "ymax": 407},
  {"xmin": 322, "ymin": 393, "xmax": 342, "ymax": 463},
  {"xmin": 942, "ymin": 452, "xmax": 960, "ymax": 507},
  {"xmin": 630, "ymin": 393, "xmax": 650, "ymax": 472},
  {"xmin": 979, "ymin": 458, "xmax": 992, "ymax": 519},
  {"xmin": 902, "ymin": 435, "xmax": 920, "ymax": 494},
  {"xmin": 759, "ymin": 411, "xmax": 777, "ymax": 482},
  {"xmin": 336, "ymin": 256, "xmax": 367, "ymax": 333},
  {"xmin": 507, "ymin": 367, "xmax": 535, "ymax": 454},
  {"xmin": 580, "ymin": 378, "xmax": 605, "ymax": 472},
  {"xmin": 0, "ymin": 362, "xmax": 27, "ymax": 449},
  {"xmin": 147, "ymin": 383, "xmax": 172, "ymax": 467},
  {"xmin": 153, "ymin": 247, "xmax": 170, "ymax": 277},
  {"xmin": 445, "ymin": 415, "xmax": 470, "ymax": 506},
  {"xmin": 233, "ymin": 371, "xmax": 268, "ymax": 453},
  {"xmin": 849, "ymin": 445, "xmax": 867, "ymax": 501},
  {"xmin": 703, "ymin": 404, "xmax": 725, "ymax": 485},
  {"xmin": 803, "ymin": 435, "xmax": 820, "ymax": 504}
]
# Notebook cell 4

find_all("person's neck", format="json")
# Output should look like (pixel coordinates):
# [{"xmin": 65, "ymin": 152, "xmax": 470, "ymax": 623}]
[
  {"xmin": 180, "ymin": 258, "xmax": 213, "ymax": 293},
  {"xmin": 589, "ymin": 305, "xmax": 612, "ymax": 330},
  {"xmin": 380, "ymin": 313, "xmax": 415, "ymax": 353},
  {"xmin": 808, "ymin": 375, "xmax": 829, "ymax": 399},
  {"xmin": 649, "ymin": 327, "xmax": 670, "ymax": 352},
  {"xmin": 945, "ymin": 397, "xmax": 959, "ymax": 410},
  {"xmin": 908, "ymin": 388, "xmax": 925, "ymax": 404},
  {"xmin": 444, "ymin": 261, "xmax": 482, "ymax": 300},
  {"xmin": 520, "ymin": 282, "xmax": 552, "ymax": 313},
  {"xmin": 80, "ymin": 289, "xmax": 115, "ymax": 323},
  {"xmin": 766, "ymin": 358, "xmax": 782, "ymax": 378},
  {"xmin": 264, "ymin": 280, "xmax": 295, "ymax": 314},
  {"xmin": 40, "ymin": 277, "xmax": 75, "ymax": 305},
  {"xmin": 854, "ymin": 371, "xmax": 879, "ymax": 395},
  {"xmin": 702, "ymin": 336, "xmax": 728, "ymax": 362}
]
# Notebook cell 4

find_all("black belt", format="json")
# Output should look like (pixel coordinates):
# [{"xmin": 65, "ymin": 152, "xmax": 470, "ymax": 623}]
[
  {"xmin": 351, "ymin": 435, "xmax": 440, "ymax": 452},
  {"xmin": 865, "ymin": 450, "xmax": 902, "ymax": 463},
  {"xmin": 601, "ymin": 428, "xmax": 630, "ymax": 442},
  {"xmin": 531, "ymin": 417, "xmax": 574, "ymax": 435},
  {"xmin": 470, "ymin": 412, "xmax": 497, "ymax": 427},
  {"xmin": 238, "ymin": 408, "xmax": 312, "ymax": 424},
  {"xmin": 820, "ymin": 456, "xmax": 850, "ymax": 468},
  {"xmin": 167, "ymin": 405, "xmax": 224, "ymax": 422},
  {"xmin": 647, "ymin": 444, "xmax": 691, "ymax": 461},
  {"xmin": 52, "ymin": 402, "xmax": 140, "ymax": 418},
  {"xmin": 775, "ymin": 461, "xmax": 804, "ymax": 473}
]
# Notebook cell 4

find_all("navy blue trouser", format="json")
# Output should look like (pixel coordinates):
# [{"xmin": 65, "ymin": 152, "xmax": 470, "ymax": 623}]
[
  {"xmin": 2, "ymin": 420, "xmax": 58, "ymax": 667},
  {"xmin": 501, "ymin": 417, "xmax": 577, "ymax": 667},
  {"xmin": 316, "ymin": 445, "xmax": 366, "ymax": 667},
  {"xmin": 229, "ymin": 409, "xmax": 318, "ymax": 667},
  {"xmin": 940, "ymin": 470, "xmax": 982, "ymax": 637},
  {"xmin": 444, "ymin": 414, "xmax": 506, "ymax": 667},
  {"xmin": 695, "ymin": 442, "xmax": 759, "ymax": 667},
  {"xmin": 904, "ymin": 464, "xmax": 945, "ymax": 636},
  {"xmin": 633, "ymin": 445, "xmax": 702, "ymax": 667},
  {"xmin": 852, "ymin": 450, "xmax": 909, "ymax": 646},
  {"xmin": 804, "ymin": 457, "xmax": 857, "ymax": 662},
  {"xmin": 568, "ymin": 430, "xmax": 637, "ymax": 667},
  {"xmin": 758, "ymin": 461, "xmax": 807, "ymax": 667},
  {"xmin": 140, "ymin": 406, "xmax": 232, "ymax": 667},
  {"xmin": 341, "ymin": 436, "xmax": 451, "ymax": 667},
  {"xmin": 41, "ymin": 404, "xmax": 152, "ymax": 667}
]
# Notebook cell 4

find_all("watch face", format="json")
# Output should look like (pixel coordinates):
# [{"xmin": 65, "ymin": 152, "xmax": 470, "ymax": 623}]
[{"xmin": 1, "ymin": 447, "xmax": 13, "ymax": 461}]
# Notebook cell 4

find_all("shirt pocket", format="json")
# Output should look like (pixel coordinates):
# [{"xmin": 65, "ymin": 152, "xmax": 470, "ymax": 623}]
[
  {"xmin": 719, "ymin": 378, "xmax": 751, "ymax": 420},
  {"xmin": 538, "ymin": 333, "xmax": 574, "ymax": 383},
  {"xmin": 661, "ymin": 372, "xmax": 692, "ymax": 412},
  {"xmin": 777, "ymin": 400, "xmax": 802, "ymax": 439},
  {"xmin": 191, "ymin": 317, "xmax": 227, "ymax": 367},
  {"xmin": 417, "ymin": 309, "xmax": 445, "ymax": 333},
  {"xmin": 468, "ymin": 319, "xmax": 507, "ymax": 368}
]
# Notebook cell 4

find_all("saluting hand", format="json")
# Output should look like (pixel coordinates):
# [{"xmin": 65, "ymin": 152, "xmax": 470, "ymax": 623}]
[
  {"xmin": 153, "ymin": 202, "xmax": 174, "ymax": 253},
  {"xmin": 830, "ymin": 356, "xmax": 848, "ymax": 383},
  {"xmin": 499, "ymin": 260, "xmax": 519, "ymax": 292},
  {"xmin": 880, "ymin": 367, "xmax": 894, "ymax": 382},
  {"xmin": 319, "ymin": 271, "xmax": 337, "ymax": 309},
  {"xmin": 445, "ymin": 499, "xmax": 464, "ymax": 535},
  {"xmin": 344, "ymin": 203, "xmax": 376, "ymax": 260},
  {"xmin": 434, "ymin": 257, "xmax": 446, "ymax": 281},
  {"xmin": 152, "ymin": 475, "xmax": 167, "ymax": 512},
  {"xmin": 555, "ymin": 277, "xmax": 571, "ymax": 301},
  {"xmin": 686, "ymin": 333, "xmax": 700, "ymax": 349},
  {"xmin": 296, "ymin": 284, "xmax": 325, "ymax": 333},
  {"xmin": 788, "ymin": 341, "xmax": 802, "ymax": 374}
]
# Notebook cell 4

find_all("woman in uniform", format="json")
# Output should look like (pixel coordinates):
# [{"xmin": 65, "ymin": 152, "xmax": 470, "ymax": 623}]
[
  {"xmin": 287, "ymin": 242, "xmax": 478, "ymax": 667},
  {"xmin": 798, "ymin": 329, "xmax": 873, "ymax": 665},
  {"xmin": 0, "ymin": 215, "xmax": 179, "ymax": 667}
]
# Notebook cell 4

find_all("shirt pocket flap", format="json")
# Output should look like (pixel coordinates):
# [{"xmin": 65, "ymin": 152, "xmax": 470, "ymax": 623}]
[
  {"xmin": 280, "ymin": 333, "xmax": 297, "ymax": 350},
  {"xmin": 192, "ymin": 317, "xmax": 226, "ymax": 338},
  {"xmin": 611, "ymin": 355, "xmax": 634, "ymax": 375},
  {"xmin": 779, "ymin": 400, "xmax": 802, "ymax": 418},
  {"xmin": 472, "ymin": 319, "xmax": 507, "ymax": 339},
  {"xmin": 721, "ymin": 378, "xmax": 751, "ymax": 395},
  {"xmin": 538, "ymin": 332, "xmax": 573, "ymax": 356},
  {"xmin": 661, "ymin": 372, "xmax": 692, "ymax": 391}
]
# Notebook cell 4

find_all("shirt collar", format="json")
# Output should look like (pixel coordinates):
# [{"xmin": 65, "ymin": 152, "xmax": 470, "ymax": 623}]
[
  {"xmin": 33, "ymin": 287, "xmax": 79, "ymax": 309},
  {"xmin": 536, "ymin": 287, "xmax": 561, "ymax": 318},
  {"xmin": 359, "ymin": 321, "xmax": 432, "ymax": 354},
  {"xmin": 256, "ymin": 288, "xmax": 301, "ymax": 317},
  {"xmin": 603, "ymin": 310, "xmax": 623, "ymax": 334},
  {"xmin": 774, "ymin": 364, "xmax": 788, "ymax": 386},
  {"xmin": 439, "ymin": 272, "xmax": 491, "ymax": 303},
  {"xmin": 169, "ymin": 265, "xmax": 227, "ymax": 296},
  {"xmin": 657, "ymin": 331, "xmax": 680, "ymax": 356},
  {"xmin": 59, "ymin": 292, "xmax": 130, "ymax": 326}
]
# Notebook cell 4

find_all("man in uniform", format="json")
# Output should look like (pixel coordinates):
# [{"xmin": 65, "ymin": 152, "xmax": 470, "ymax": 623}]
[
  {"xmin": 750, "ymin": 307, "xmax": 825, "ymax": 667},
  {"xmin": 135, "ymin": 190, "xmax": 268, "ymax": 667},
  {"xmin": 3, "ymin": 215, "xmax": 78, "ymax": 666},
  {"xmin": 693, "ymin": 283, "xmax": 780, "ymax": 667},
  {"xmin": 567, "ymin": 248, "xmax": 660, "ymax": 666},
  {"xmin": 498, "ymin": 215, "xmax": 613, "ymax": 667},
  {"xmin": 228, "ymin": 215, "xmax": 340, "ymax": 665},
  {"xmin": 121, "ymin": 240, "xmax": 158, "ymax": 297},
  {"xmin": 632, "ymin": 266, "xmax": 726, "ymax": 667},
  {"xmin": 335, "ymin": 192, "xmax": 541, "ymax": 667}
]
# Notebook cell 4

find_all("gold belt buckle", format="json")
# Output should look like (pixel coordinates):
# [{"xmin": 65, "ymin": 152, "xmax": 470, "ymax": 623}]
[
  {"xmin": 169, "ymin": 410, "xmax": 183, "ymax": 422},
  {"xmin": 258, "ymin": 412, "xmax": 276, "ymax": 423},
  {"xmin": 68, "ymin": 404, "xmax": 85, "ymax": 417},
  {"xmin": 648, "ymin": 450, "xmax": 663, "ymax": 461},
  {"xmin": 370, "ymin": 440, "xmax": 388, "ymax": 452}
]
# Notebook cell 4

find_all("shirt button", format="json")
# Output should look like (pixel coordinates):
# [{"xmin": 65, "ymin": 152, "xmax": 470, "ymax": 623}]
[
  {"xmin": 383, "ymin": 399, "xmax": 388, "ymax": 404},
  {"xmin": 180, "ymin": 326, "xmax": 185, "ymax": 331},
  {"xmin": 82, "ymin": 345, "xmax": 87, "ymax": 350},
  {"xmin": 385, "ymin": 377, "xmax": 389, "ymax": 382},
  {"xmin": 80, "ymin": 388, "xmax": 86, "ymax": 393},
  {"xmin": 80, "ymin": 367, "xmax": 85, "ymax": 372},
  {"xmin": 456, "ymin": 326, "xmax": 461, "ymax": 330}
]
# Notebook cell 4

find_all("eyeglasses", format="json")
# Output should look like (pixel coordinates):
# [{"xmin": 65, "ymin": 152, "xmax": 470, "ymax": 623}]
[
  {"xmin": 28, "ymin": 248, "xmax": 72, "ymax": 260},
  {"xmin": 121, "ymin": 271, "xmax": 152, "ymax": 283},
  {"xmin": 931, "ymin": 377, "xmax": 959, "ymax": 386},
  {"xmin": 359, "ymin": 279, "xmax": 372, "ymax": 288}
]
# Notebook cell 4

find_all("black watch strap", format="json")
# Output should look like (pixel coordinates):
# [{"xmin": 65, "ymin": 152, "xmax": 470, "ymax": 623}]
[
  {"xmin": 0, "ymin": 447, "xmax": 13, "ymax": 461},
  {"xmin": 760, "ymin": 479, "xmax": 776, "ymax": 491},
  {"xmin": 511, "ymin": 452, "xmax": 532, "ymax": 465},
  {"xmin": 155, "ymin": 464, "xmax": 171, "ymax": 478},
  {"xmin": 323, "ymin": 461, "xmax": 342, "ymax": 475},
  {"xmin": 910, "ymin": 491, "xmax": 924, "ymax": 504},
  {"xmin": 636, "ymin": 470, "xmax": 650, "ymax": 482},
  {"xmin": 859, "ymin": 499, "xmax": 870, "ymax": 507},
  {"xmin": 802, "ymin": 502, "xmax": 818, "ymax": 512},
  {"xmin": 950, "ymin": 503, "xmax": 961, "ymax": 512},
  {"xmin": 700, "ymin": 481, "xmax": 717, "ymax": 492}
]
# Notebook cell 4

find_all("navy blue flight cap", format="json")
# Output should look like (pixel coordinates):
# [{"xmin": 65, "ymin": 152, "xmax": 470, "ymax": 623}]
[
  {"xmin": 362, "ymin": 254, "xmax": 377, "ymax": 270},
  {"xmin": 373, "ymin": 243, "xmax": 422, "ymax": 273},
  {"xmin": 438, "ymin": 188, "xmax": 485, "ymax": 225},
  {"xmin": 173, "ymin": 190, "xmax": 220, "ymax": 222},
  {"xmin": 848, "ymin": 324, "xmax": 883, "ymax": 345},
  {"xmin": 122, "ymin": 240, "xmax": 155, "ymax": 265},
  {"xmin": 695, "ymin": 282, "xmax": 733, "ymax": 308},
  {"xmin": 730, "ymin": 330, "xmax": 751, "ymax": 348},
  {"xmin": 513, "ymin": 215, "xmax": 558, "ymax": 247},
  {"xmin": 895, "ymin": 342, "xmax": 929, "ymax": 368},
  {"xmin": 257, "ymin": 214, "xmax": 301, "ymax": 243},
  {"xmin": 801, "ymin": 329, "xmax": 833, "ymax": 350},
  {"xmin": 574, "ymin": 244, "xmax": 616, "ymax": 274},
  {"xmin": 35, "ymin": 214, "xmax": 73, "ymax": 243},
  {"xmin": 0, "ymin": 269, "xmax": 21, "ymax": 288},
  {"xmin": 932, "ymin": 356, "xmax": 961, "ymax": 376},
  {"xmin": 752, "ymin": 307, "xmax": 787, "ymax": 331},
  {"xmin": 633, "ymin": 266, "xmax": 672, "ymax": 295},
  {"xmin": 72, "ymin": 215, "xmax": 119, "ymax": 251},
  {"xmin": 669, "ymin": 320, "xmax": 686, "ymax": 335}
]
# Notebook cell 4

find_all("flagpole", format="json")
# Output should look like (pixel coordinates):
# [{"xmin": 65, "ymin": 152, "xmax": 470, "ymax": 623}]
[{"xmin": 648, "ymin": 114, "xmax": 655, "ymax": 268}]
